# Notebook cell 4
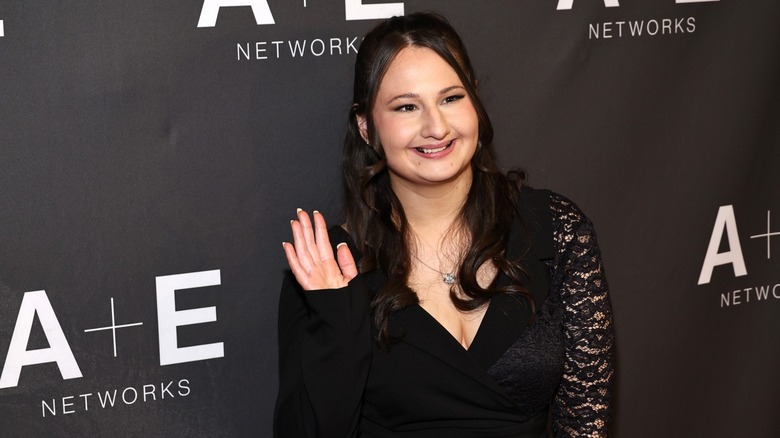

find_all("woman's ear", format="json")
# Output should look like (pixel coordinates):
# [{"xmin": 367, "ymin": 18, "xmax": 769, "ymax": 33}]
[{"xmin": 356, "ymin": 114, "xmax": 369, "ymax": 144}]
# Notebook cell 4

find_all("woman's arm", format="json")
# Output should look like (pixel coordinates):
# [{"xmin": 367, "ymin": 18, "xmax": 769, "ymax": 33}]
[
  {"xmin": 274, "ymin": 210, "xmax": 371, "ymax": 437},
  {"xmin": 550, "ymin": 195, "xmax": 615, "ymax": 437}
]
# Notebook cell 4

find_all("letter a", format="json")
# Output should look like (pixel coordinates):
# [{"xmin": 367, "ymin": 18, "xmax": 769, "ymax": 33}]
[
  {"xmin": 697, "ymin": 205, "xmax": 747, "ymax": 285},
  {"xmin": 0, "ymin": 291, "xmax": 82, "ymax": 389},
  {"xmin": 198, "ymin": 0, "xmax": 275, "ymax": 28},
  {"xmin": 557, "ymin": 0, "xmax": 620, "ymax": 10}
]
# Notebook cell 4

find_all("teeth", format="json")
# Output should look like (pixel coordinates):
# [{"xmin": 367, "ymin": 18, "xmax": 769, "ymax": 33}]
[
  {"xmin": 420, "ymin": 146, "xmax": 446, "ymax": 154},
  {"xmin": 417, "ymin": 141, "xmax": 451, "ymax": 154}
]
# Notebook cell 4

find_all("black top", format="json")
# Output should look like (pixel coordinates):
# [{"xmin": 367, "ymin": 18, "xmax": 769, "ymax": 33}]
[{"xmin": 275, "ymin": 188, "xmax": 614, "ymax": 437}]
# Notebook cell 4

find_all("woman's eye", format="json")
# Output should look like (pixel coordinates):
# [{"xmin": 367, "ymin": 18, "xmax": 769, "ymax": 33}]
[
  {"xmin": 443, "ymin": 94, "xmax": 465, "ymax": 104},
  {"xmin": 394, "ymin": 104, "xmax": 417, "ymax": 112}
]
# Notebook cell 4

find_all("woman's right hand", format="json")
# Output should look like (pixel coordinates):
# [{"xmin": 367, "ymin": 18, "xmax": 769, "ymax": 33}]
[{"xmin": 282, "ymin": 209, "xmax": 358, "ymax": 291}]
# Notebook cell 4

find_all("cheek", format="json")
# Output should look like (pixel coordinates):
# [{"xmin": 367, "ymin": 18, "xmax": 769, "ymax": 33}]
[
  {"xmin": 455, "ymin": 108, "xmax": 479, "ymax": 136},
  {"xmin": 375, "ymin": 116, "xmax": 416, "ymax": 149}
]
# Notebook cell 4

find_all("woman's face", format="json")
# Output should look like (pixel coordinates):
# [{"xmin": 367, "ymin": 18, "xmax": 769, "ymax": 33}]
[{"xmin": 360, "ymin": 46, "xmax": 479, "ymax": 192}]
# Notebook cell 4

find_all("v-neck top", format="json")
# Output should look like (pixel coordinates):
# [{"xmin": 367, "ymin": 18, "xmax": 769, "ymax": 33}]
[{"xmin": 275, "ymin": 188, "xmax": 614, "ymax": 437}]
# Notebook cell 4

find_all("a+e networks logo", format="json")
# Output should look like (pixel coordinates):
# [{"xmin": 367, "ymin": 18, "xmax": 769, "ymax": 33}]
[
  {"xmin": 197, "ymin": 0, "xmax": 404, "ymax": 27},
  {"xmin": 556, "ymin": 0, "xmax": 722, "ymax": 41},
  {"xmin": 555, "ymin": 0, "xmax": 719, "ymax": 10},
  {"xmin": 1, "ymin": 269, "xmax": 224, "ymax": 391},
  {"xmin": 698, "ymin": 206, "xmax": 780, "ymax": 308}
]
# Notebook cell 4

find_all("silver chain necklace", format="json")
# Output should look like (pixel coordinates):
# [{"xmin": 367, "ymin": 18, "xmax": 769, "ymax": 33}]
[{"xmin": 411, "ymin": 252, "xmax": 457, "ymax": 285}]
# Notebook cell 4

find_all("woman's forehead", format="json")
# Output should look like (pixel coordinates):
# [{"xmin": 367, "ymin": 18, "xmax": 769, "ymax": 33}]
[{"xmin": 376, "ymin": 47, "xmax": 462, "ymax": 97}]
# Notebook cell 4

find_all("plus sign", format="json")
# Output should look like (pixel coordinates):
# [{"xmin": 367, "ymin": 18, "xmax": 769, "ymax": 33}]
[
  {"xmin": 84, "ymin": 298, "xmax": 144, "ymax": 357},
  {"xmin": 750, "ymin": 210, "xmax": 780, "ymax": 259}
]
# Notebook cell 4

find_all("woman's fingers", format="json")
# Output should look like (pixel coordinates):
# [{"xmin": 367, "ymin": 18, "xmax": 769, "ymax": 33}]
[
  {"xmin": 311, "ymin": 212, "xmax": 347, "ymax": 282},
  {"xmin": 296, "ymin": 208, "xmax": 319, "ymax": 260},
  {"xmin": 282, "ymin": 241, "xmax": 303, "ymax": 275},
  {"xmin": 290, "ymin": 218, "xmax": 313, "ymax": 272},
  {"xmin": 284, "ymin": 209, "xmax": 354, "ymax": 290},
  {"xmin": 312, "ymin": 211, "xmax": 336, "ymax": 262},
  {"xmin": 336, "ymin": 243, "xmax": 358, "ymax": 281}
]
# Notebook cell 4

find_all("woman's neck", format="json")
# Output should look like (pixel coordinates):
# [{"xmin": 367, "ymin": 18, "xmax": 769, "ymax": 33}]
[{"xmin": 390, "ymin": 171, "xmax": 472, "ymax": 239}]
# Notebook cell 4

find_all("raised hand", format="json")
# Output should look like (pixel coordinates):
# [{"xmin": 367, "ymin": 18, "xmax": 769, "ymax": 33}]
[{"xmin": 282, "ymin": 209, "xmax": 358, "ymax": 290}]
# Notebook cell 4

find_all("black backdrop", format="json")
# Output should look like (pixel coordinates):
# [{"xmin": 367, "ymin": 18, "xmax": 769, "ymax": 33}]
[{"xmin": 1, "ymin": 1, "xmax": 778, "ymax": 436}]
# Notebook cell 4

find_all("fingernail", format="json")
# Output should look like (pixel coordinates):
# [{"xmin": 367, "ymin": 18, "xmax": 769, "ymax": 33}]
[
  {"xmin": 282, "ymin": 242, "xmax": 287, "ymax": 248},
  {"xmin": 296, "ymin": 208, "xmax": 302, "ymax": 213},
  {"xmin": 313, "ymin": 210, "xmax": 320, "ymax": 215},
  {"xmin": 336, "ymin": 242, "xmax": 346, "ymax": 248},
  {"xmin": 290, "ymin": 220, "xmax": 295, "ymax": 224}
]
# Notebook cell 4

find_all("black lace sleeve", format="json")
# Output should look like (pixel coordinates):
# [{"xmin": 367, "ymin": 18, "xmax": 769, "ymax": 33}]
[{"xmin": 549, "ymin": 194, "xmax": 615, "ymax": 437}]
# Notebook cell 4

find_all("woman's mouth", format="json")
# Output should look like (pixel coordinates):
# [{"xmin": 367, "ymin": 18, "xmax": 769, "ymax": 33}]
[{"xmin": 415, "ymin": 140, "xmax": 453, "ymax": 154}]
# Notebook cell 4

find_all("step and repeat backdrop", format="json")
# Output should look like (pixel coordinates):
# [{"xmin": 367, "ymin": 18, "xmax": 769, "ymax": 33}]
[{"xmin": 1, "ymin": 1, "xmax": 778, "ymax": 436}]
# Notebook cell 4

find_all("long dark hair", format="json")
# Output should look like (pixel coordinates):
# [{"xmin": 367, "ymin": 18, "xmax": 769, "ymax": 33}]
[{"xmin": 343, "ymin": 12, "xmax": 530, "ymax": 345}]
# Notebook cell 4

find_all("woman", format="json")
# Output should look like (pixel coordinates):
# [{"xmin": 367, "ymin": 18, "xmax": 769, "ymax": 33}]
[{"xmin": 276, "ymin": 12, "xmax": 614, "ymax": 437}]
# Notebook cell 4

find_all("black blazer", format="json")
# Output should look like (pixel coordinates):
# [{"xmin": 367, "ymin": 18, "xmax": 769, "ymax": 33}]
[{"xmin": 274, "ymin": 188, "xmax": 614, "ymax": 437}]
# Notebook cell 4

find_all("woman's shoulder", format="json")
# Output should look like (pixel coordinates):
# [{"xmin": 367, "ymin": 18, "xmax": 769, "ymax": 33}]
[
  {"xmin": 515, "ymin": 186, "xmax": 597, "ymax": 259},
  {"xmin": 518, "ymin": 186, "xmax": 592, "ymax": 229}
]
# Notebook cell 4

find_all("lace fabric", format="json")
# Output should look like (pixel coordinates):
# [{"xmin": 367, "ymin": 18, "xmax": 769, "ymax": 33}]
[
  {"xmin": 487, "ymin": 193, "xmax": 615, "ymax": 437},
  {"xmin": 550, "ymin": 193, "xmax": 614, "ymax": 437}
]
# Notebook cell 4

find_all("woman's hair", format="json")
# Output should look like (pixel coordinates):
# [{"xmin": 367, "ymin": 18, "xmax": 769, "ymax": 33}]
[{"xmin": 343, "ymin": 12, "xmax": 531, "ymax": 345}]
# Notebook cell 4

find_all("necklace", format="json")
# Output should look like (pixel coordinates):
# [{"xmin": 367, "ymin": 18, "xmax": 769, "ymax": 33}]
[{"xmin": 411, "ymin": 252, "xmax": 457, "ymax": 285}]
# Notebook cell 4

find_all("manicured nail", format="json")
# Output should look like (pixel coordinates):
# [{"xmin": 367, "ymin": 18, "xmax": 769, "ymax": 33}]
[
  {"xmin": 296, "ymin": 208, "xmax": 302, "ymax": 213},
  {"xmin": 313, "ymin": 210, "xmax": 320, "ymax": 215},
  {"xmin": 336, "ymin": 242, "xmax": 347, "ymax": 249}
]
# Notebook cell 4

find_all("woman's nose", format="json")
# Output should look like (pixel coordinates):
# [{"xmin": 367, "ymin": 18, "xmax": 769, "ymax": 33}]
[{"xmin": 420, "ymin": 107, "xmax": 450, "ymax": 140}]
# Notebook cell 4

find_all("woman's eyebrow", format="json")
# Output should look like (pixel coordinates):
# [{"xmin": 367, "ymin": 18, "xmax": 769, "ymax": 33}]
[
  {"xmin": 385, "ymin": 85, "xmax": 465, "ymax": 105},
  {"xmin": 439, "ymin": 85, "xmax": 465, "ymax": 95},
  {"xmin": 386, "ymin": 92, "xmax": 419, "ymax": 105}
]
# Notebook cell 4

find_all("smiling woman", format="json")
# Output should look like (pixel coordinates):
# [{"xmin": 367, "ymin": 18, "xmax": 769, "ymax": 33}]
[
  {"xmin": 275, "ymin": 12, "xmax": 614, "ymax": 438},
  {"xmin": 360, "ymin": 46, "xmax": 479, "ymax": 190}
]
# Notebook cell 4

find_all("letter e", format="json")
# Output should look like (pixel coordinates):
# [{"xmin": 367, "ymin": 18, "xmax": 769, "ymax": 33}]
[
  {"xmin": 156, "ymin": 270, "xmax": 224, "ymax": 366},
  {"xmin": 345, "ymin": 0, "xmax": 404, "ymax": 21},
  {"xmin": 557, "ymin": 0, "xmax": 620, "ymax": 10}
]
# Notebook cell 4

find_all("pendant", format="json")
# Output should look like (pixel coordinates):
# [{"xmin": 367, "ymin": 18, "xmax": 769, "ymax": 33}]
[{"xmin": 443, "ymin": 273, "xmax": 456, "ymax": 285}]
